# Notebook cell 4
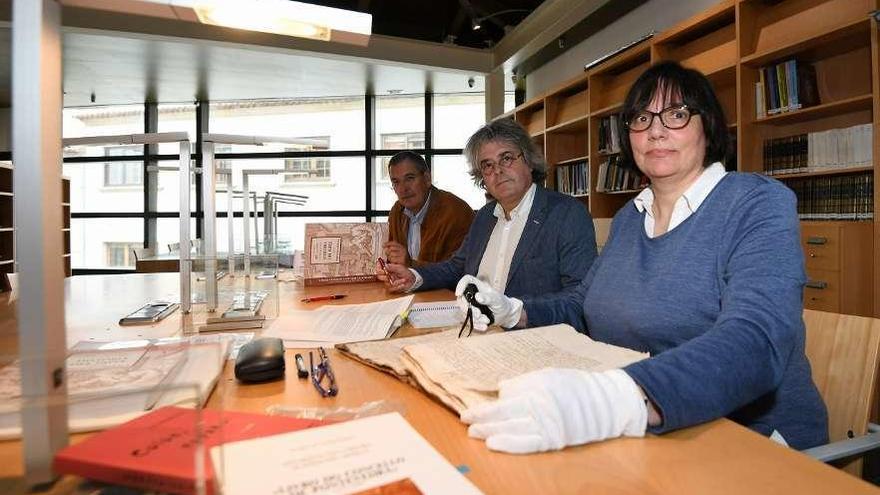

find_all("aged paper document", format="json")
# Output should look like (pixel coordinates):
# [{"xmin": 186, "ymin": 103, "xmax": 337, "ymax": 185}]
[
  {"xmin": 400, "ymin": 324, "xmax": 648, "ymax": 414},
  {"xmin": 211, "ymin": 412, "xmax": 483, "ymax": 495},
  {"xmin": 263, "ymin": 295, "xmax": 414, "ymax": 346}
]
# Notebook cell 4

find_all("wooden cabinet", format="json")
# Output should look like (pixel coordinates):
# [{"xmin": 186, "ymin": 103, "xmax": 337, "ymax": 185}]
[
  {"xmin": 801, "ymin": 222, "xmax": 873, "ymax": 316},
  {"xmin": 500, "ymin": 0, "xmax": 879, "ymax": 316}
]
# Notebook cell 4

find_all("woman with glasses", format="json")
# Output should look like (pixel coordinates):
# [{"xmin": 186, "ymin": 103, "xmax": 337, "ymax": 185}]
[
  {"xmin": 458, "ymin": 61, "xmax": 828, "ymax": 453},
  {"xmin": 378, "ymin": 118, "xmax": 598, "ymax": 331}
]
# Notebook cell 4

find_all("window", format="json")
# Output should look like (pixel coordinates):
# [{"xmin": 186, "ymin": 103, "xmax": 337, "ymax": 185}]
[
  {"xmin": 215, "ymin": 144, "xmax": 232, "ymax": 186},
  {"xmin": 103, "ymin": 145, "xmax": 143, "ymax": 186},
  {"xmin": 104, "ymin": 241, "xmax": 140, "ymax": 267},
  {"xmin": 378, "ymin": 132, "xmax": 426, "ymax": 181},
  {"xmin": 283, "ymin": 137, "xmax": 331, "ymax": 183}
]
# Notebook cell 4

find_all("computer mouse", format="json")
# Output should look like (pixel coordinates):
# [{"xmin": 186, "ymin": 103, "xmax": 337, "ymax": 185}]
[{"xmin": 234, "ymin": 337, "xmax": 285, "ymax": 383}]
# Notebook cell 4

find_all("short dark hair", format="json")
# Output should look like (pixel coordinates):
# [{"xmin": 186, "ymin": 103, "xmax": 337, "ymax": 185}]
[
  {"xmin": 388, "ymin": 151, "xmax": 429, "ymax": 174},
  {"xmin": 464, "ymin": 118, "xmax": 547, "ymax": 189},
  {"xmin": 618, "ymin": 61, "xmax": 730, "ymax": 170}
]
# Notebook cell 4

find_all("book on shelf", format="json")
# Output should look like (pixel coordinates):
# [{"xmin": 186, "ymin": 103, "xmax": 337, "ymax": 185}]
[
  {"xmin": 762, "ymin": 123, "xmax": 873, "ymax": 175},
  {"xmin": 554, "ymin": 159, "xmax": 589, "ymax": 196},
  {"xmin": 785, "ymin": 173, "xmax": 874, "ymax": 221},
  {"xmin": 304, "ymin": 222, "xmax": 388, "ymax": 286},
  {"xmin": 339, "ymin": 324, "xmax": 648, "ymax": 415},
  {"xmin": 595, "ymin": 155, "xmax": 648, "ymax": 193},
  {"xmin": 52, "ymin": 406, "xmax": 327, "ymax": 495},
  {"xmin": 210, "ymin": 412, "xmax": 482, "ymax": 495},
  {"xmin": 757, "ymin": 59, "xmax": 819, "ymax": 117}
]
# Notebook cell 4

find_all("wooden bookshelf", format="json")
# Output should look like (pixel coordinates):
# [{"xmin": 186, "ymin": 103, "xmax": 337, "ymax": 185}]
[{"xmin": 500, "ymin": 0, "xmax": 879, "ymax": 317}]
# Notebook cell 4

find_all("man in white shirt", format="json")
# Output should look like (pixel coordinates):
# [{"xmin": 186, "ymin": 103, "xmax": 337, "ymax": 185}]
[{"xmin": 378, "ymin": 119, "xmax": 598, "ymax": 330}]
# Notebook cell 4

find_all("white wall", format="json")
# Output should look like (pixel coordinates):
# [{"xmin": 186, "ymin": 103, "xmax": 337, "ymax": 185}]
[{"xmin": 526, "ymin": 0, "xmax": 722, "ymax": 100}]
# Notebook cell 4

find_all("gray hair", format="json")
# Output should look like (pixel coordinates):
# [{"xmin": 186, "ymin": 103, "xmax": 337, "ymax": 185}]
[{"xmin": 463, "ymin": 118, "xmax": 547, "ymax": 188}]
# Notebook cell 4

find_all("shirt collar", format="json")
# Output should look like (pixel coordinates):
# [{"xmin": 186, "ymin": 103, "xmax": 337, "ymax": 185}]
[
  {"xmin": 404, "ymin": 187, "xmax": 433, "ymax": 223},
  {"xmin": 633, "ymin": 162, "xmax": 727, "ymax": 214},
  {"xmin": 493, "ymin": 183, "xmax": 537, "ymax": 220}
]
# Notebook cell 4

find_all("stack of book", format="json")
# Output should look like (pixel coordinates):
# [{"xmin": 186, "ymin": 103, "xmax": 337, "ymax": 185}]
[
  {"xmin": 596, "ymin": 155, "xmax": 648, "ymax": 193},
  {"xmin": 762, "ymin": 123, "xmax": 873, "ymax": 175},
  {"xmin": 555, "ymin": 160, "xmax": 589, "ymax": 196},
  {"xmin": 785, "ymin": 173, "xmax": 873, "ymax": 220},
  {"xmin": 755, "ymin": 59, "xmax": 819, "ymax": 118}
]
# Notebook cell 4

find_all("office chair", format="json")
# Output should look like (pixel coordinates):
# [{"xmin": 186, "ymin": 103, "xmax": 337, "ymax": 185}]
[{"xmin": 802, "ymin": 309, "xmax": 880, "ymax": 476}]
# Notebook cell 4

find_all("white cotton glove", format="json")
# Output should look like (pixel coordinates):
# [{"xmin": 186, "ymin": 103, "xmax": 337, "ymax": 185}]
[
  {"xmin": 454, "ymin": 275, "xmax": 523, "ymax": 329},
  {"xmin": 461, "ymin": 368, "xmax": 647, "ymax": 454}
]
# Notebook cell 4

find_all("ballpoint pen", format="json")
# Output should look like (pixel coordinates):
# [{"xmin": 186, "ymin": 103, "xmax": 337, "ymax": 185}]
[
  {"xmin": 377, "ymin": 257, "xmax": 396, "ymax": 283},
  {"xmin": 300, "ymin": 294, "xmax": 347, "ymax": 303}
]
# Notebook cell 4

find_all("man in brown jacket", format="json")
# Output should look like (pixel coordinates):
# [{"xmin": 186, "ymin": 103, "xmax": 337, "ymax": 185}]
[{"xmin": 385, "ymin": 151, "xmax": 475, "ymax": 267}]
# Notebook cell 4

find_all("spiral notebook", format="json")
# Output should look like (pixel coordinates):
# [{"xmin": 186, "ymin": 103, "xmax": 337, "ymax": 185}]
[{"xmin": 406, "ymin": 301, "xmax": 461, "ymax": 329}]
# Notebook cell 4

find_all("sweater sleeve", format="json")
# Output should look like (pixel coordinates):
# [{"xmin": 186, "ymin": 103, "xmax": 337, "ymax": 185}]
[
  {"xmin": 624, "ymin": 182, "xmax": 807, "ymax": 434},
  {"xmin": 520, "ymin": 201, "xmax": 599, "ymax": 331}
]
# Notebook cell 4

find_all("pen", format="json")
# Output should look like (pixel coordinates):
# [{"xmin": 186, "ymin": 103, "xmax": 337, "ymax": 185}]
[
  {"xmin": 300, "ymin": 294, "xmax": 347, "ymax": 303},
  {"xmin": 377, "ymin": 257, "xmax": 396, "ymax": 283}
]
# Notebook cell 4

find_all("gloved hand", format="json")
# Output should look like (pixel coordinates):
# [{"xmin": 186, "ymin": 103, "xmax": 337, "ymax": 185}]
[
  {"xmin": 461, "ymin": 368, "xmax": 647, "ymax": 454},
  {"xmin": 454, "ymin": 275, "xmax": 523, "ymax": 329}
]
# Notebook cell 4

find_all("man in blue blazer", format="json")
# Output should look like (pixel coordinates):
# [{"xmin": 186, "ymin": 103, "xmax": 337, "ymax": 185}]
[{"xmin": 379, "ymin": 119, "xmax": 597, "ymax": 331}]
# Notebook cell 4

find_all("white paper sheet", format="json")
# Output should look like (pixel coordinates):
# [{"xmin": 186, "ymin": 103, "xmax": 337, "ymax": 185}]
[
  {"xmin": 263, "ymin": 295, "xmax": 413, "ymax": 345},
  {"xmin": 211, "ymin": 412, "xmax": 482, "ymax": 495}
]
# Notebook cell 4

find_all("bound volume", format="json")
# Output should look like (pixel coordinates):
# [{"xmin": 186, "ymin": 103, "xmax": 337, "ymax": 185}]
[
  {"xmin": 52, "ymin": 406, "xmax": 325, "ymax": 495},
  {"xmin": 304, "ymin": 222, "xmax": 388, "ymax": 286}
]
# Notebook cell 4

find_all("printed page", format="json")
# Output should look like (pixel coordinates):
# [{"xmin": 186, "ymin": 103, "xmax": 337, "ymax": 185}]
[
  {"xmin": 407, "ymin": 301, "xmax": 462, "ymax": 329},
  {"xmin": 264, "ymin": 296, "xmax": 413, "ymax": 345},
  {"xmin": 211, "ymin": 412, "xmax": 482, "ymax": 495},
  {"xmin": 401, "ymin": 324, "xmax": 648, "ymax": 411}
]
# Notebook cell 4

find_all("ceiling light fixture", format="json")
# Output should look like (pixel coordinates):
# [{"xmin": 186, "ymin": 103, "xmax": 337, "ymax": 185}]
[
  {"xmin": 471, "ymin": 8, "xmax": 531, "ymax": 31},
  {"xmin": 60, "ymin": 0, "xmax": 373, "ymax": 46}
]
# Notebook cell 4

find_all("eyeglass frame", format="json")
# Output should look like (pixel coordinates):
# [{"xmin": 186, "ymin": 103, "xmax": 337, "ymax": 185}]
[
  {"xmin": 625, "ymin": 104, "xmax": 699, "ymax": 132},
  {"xmin": 478, "ymin": 151, "xmax": 524, "ymax": 176},
  {"xmin": 309, "ymin": 347, "xmax": 338, "ymax": 397}
]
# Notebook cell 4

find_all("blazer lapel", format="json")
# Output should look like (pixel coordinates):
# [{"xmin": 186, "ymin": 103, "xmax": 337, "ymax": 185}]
[
  {"xmin": 506, "ymin": 186, "xmax": 547, "ymax": 284},
  {"xmin": 467, "ymin": 205, "xmax": 498, "ymax": 275}
]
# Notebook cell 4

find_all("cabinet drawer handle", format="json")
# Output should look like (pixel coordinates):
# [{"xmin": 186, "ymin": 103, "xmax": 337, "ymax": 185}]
[
  {"xmin": 806, "ymin": 236, "xmax": 827, "ymax": 245},
  {"xmin": 806, "ymin": 280, "xmax": 827, "ymax": 290}
]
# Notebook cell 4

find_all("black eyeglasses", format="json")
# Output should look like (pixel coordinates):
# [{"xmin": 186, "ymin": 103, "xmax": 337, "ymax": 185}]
[
  {"xmin": 458, "ymin": 283, "xmax": 494, "ymax": 338},
  {"xmin": 626, "ymin": 104, "xmax": 698, "ymax": 132},
  {"xmin": 309, "ymin": 347, "xmax": 338, "ymax": 397}
]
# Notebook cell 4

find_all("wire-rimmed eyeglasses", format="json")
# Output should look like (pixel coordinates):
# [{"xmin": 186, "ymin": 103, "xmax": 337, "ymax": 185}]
[
  {"xmin": 479, "ymin": 152, "xmax": 523, "ymax": 176},
  {"xmin": 309, "ymin": 347, "xmax": 338, "ymax": 397},
  {"xmin": 626, "ymin": 104, "xmax": 698, "ymax": 132}
]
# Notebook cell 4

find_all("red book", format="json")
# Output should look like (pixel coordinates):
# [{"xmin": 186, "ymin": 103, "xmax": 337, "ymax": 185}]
[{"xmin": 53, "ymin": 406, "xmax": 326, "ymax": 495}]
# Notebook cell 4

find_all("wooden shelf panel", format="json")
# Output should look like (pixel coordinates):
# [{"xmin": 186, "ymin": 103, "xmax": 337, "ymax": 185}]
[
  {"xmin": 516, "ymin": 105, "xmax": 545, "ymax": 136},
  {"xmin": 546, "ymin": 85, "xmax": 588, "ymax": 129},
  {"xmin": 658, "ymin": 24, "xmax": 737, "ymax": 78},
  {"xmin": 589, "ymin": 46, "xmax": 651, "ymax": 112},
  {"xmin": 764, "ymin": 166, "xmax": 873, "ymax": 180},
  {"xmin": 753, "ymin": 94, "xmax": 872, "ymax": 126},
  {"xmin": 556, "ymin": 155, "xmax": 589, "ymax": 166},
  {"xmin": 740, "ymin": 0, "xmax": 873, "ymax": 62},
  {"xmin": 741, "ymin": 17, "xmax": 870, "ymax": 68},
  {"xmin": 546, "ymin": 115, "xmax": 589, "ymax": 133}
]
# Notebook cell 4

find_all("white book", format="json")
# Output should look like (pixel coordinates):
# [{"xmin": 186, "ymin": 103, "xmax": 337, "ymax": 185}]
[{"xmin": 211, "ymin": 412, "xmax": 483, "ymax": 495}]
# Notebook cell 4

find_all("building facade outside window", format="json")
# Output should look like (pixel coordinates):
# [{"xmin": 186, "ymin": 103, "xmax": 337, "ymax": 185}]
[
  {"xmin": 103, "ymin": 145, "xmax": 143, "ymax": 187},
  {"xmin": 104, "ymin": 241, "xmax": 140, "ymax": 268},
  {"xmin": 283, "ymin": 137, "xmax": 331, "ymax": 183},
  {"xmin": 63, "ymin": 93, "xmax": 487, "ymax": 271}
]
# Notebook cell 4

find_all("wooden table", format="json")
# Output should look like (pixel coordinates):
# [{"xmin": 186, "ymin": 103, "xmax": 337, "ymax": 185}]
[{"xmin": 0, "ymin": 273, "xmax": 877, "ymax": 494}]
